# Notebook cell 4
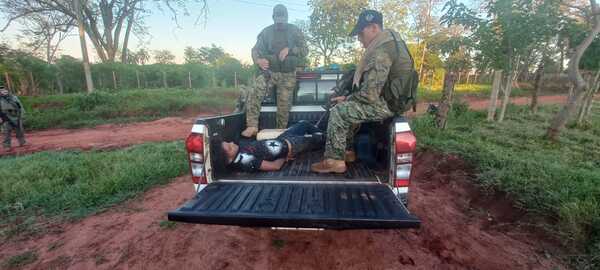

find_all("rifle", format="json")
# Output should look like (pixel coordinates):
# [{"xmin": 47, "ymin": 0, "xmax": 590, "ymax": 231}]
[{"xmin": 315, "ymin": 69, "xmax": 355, "ymax": 127}]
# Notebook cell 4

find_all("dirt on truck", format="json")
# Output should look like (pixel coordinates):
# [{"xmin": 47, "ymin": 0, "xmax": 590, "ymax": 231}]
[{"xmin": 168, "ymin": 71, "xmax": 421, "ymax": 229}]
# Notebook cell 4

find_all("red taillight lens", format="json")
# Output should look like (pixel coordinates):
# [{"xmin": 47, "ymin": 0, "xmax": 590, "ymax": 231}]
[
  {"xmin": 395, "ymin": 132, "xmax": 416, "ymax": 153},
  {"xmin": 192, "ymin": 176, "xmax": 207, "ymax": 184},
  {"xmin": 186, "ymin": 133, "xmax": 203, "ymax": 153}
]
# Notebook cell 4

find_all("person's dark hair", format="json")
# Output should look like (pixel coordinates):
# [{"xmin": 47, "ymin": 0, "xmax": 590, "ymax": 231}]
[{"xmin": 210, "ymin": 135, "xmax": 231, "ymax": 174}]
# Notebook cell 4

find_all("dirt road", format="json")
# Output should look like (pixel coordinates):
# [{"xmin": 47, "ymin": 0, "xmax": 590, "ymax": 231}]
[
  {"xmin": 0, "ymin": 95, "xmax": 567, "ymax": 157},
  {"xmin": 0, "ymin": 151, "xmax": 565, "ymax": 269}
]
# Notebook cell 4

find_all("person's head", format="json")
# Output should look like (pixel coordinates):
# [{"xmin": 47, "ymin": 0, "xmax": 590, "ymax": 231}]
[
  {"xmin": 210, "ymin": 136, "xmax": 239, "ymax": 172},
  {"xmin": 273, "ymin": 4, "xmax": 288, "ymax": 28},
  {"xmin": 350, "ymin": 10, "xmax": 384, "ymax": 48}
]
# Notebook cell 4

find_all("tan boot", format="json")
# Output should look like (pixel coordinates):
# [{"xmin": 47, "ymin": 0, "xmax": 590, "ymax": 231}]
[
  {"xmin": 311, "ymin": 159, "xmax": 347, "ymax": 173},
  {"xmin": 241, "ymin": 127, "xmax": 258, "ymax": 138},
  {"xmin": 345, "ymin": 150, "xmax": 357, "ymax": 163}
]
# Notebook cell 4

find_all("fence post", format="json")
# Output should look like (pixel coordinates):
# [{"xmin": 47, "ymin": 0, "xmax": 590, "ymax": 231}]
[
  {"xmin": 188, "ymin": 72, "xmax": 192, "ymax": 89},
  {"xmin": 162, "ymin": 71, "xmax": 168, "ymax": 88},
  {"xmin": 112, "ymin": 71, "xmax": 117, "ymax": 89},
  {"xmin": 136, "ymin": 70, "xmax": 141, "ymax": 89},
  {"xmin": 487, "ymin": 70, "xmax": 503, "ymax": 121},
  {"xmin": 234, "ymin": 72, "xmax": 238, "ymax": 88}
]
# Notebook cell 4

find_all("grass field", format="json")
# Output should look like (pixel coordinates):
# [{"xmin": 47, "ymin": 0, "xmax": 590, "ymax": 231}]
[
  {"xmin": 0, "ymin": 141, "xmax": 188, "ymax": 239},
  {"xmin": 412, "ymin": 103, "xmax": 600, "ymax": 268},
  {"xmin": 418, "ymin": 83, "xmax": 532, "ymax": 101},
  {"xmin": 19, "ymin": 88, "xmax": 237, "ymax": 130}
]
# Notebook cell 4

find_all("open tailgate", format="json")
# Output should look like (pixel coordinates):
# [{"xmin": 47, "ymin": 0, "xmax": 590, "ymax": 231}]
[{"xmin": 168, "ymin": 182, "xmax": 420, "ymax": 229}]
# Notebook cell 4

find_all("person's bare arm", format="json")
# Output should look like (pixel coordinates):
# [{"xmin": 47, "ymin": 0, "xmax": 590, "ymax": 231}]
[{"xmin": 259, "ymin": 158, "xmax": 286, "ymax": 171}]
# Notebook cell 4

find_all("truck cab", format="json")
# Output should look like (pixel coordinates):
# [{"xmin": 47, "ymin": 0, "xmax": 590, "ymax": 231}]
[{"xmin": 168, "ymin": 71, "xmax": 420, "ymax": 229}]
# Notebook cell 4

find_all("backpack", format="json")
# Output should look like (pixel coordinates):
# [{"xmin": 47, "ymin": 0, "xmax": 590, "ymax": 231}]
[{"xmin": 383, "ymin": 32, "xmax": 419, "ymax": 115}]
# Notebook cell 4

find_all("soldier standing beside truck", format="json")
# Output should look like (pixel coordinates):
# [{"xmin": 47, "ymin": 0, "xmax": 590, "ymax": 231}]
[
  {"xmin": 241, "ymin": 4, "xmax": 308, "ymax": 138},
  {"xmin": 0, "ymin": 85, "xmax": 27, "ymax": 150}
]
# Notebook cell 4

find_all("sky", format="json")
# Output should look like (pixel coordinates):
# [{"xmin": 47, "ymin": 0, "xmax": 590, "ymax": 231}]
[{"xmin": 0, "ymin": 0, "xmax": 312, "ymax": 64}]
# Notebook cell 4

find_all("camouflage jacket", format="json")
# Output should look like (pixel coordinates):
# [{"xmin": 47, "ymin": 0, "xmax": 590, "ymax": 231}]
[
  {"xmin": 348, "ymin": 30, "xmax": 414, "ymax": 106},
  {"xmin": 0, "ymin": 94, "xmax": 25, "ymax": 120},
  {"xmin": 251, "ymin": 23, "xmax": 308, "ymax": 73}
]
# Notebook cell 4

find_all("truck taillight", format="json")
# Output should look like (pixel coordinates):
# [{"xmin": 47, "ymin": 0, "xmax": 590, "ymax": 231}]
[
  {"xmin": 394, "ymin": 124, "xmax": 416, "ymax": 188},
  {"xmin": 186, "ymin": 132, "xmax": 207, "ymax": 184}
]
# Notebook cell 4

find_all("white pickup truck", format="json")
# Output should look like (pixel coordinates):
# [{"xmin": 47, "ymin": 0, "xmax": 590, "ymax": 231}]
[{"xmin": 168, "ymin": 71, "xmax": 420, "ymax": 229}]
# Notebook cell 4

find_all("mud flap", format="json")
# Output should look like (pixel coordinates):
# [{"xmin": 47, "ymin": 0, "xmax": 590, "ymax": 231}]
[{"xmin": 168, "ymin": 182, "xmax": 420, "ymax": 229}]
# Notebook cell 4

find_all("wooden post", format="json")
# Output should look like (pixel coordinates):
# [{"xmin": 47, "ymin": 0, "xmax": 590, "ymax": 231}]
[
  {"xmin": 436, "ymin": 72, "xmax": 457, "ymax": 129},
  {"xmin": 136, "ymin": 70, "xmax": 141, "ymax": 89},
  {"xmin": 112, "ymin": 71, "xmax": 117, "ymax": 89},
  {"xmin": 188, "ymin": 72, "xmax": 192, "ymax": 89},
  {"xmin": 162, "ymin": 71, "xmax": 168, "ymax": 88},
  {"xmin": 234, "ymin": 72, "xmax": 238, "ymax": 88},
  {"xmin": 457, "ymin": 72, "xmax": 462, "ymax": 84},
  {"xmin": 487, "ymin": 70, "xmax": 503, "ymax": 121}
]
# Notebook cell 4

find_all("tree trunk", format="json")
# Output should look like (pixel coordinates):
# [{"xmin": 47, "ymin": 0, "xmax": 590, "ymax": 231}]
[
  {"xmin": 56, "ymin": 74, "xmax": 64, "ymax": 94},
  {"xmin": 112, "ymin": 71, "xmax": 118, "ymax": 89},
  {"xmin": 436, "ymin": 72, "xmax": 457, "ymax": 129},
  {"xmin": 547, "ymin": 0, "xmax": 600, "ymax": 140},
  {"xmin": 577, "ymin": 70, "xmax": 600, "ymax": 124},
  {"xmin": 136, "ymin": 70, "xmax": 141, "ymax": 89},
  {"xmin": 487, "ymin": 70, "xmax": 503, "ymax": 121},
  {"xmin": 4, "ymin": 72, "xmax": 13, "ymax": 92},
  {"xmin": 531, "ymin": 62, "xmax": 544, "ymax": 113},
  {"xmin": 188, "ymin": 72, "xmax": 192, "ymax": 89},
  {"xmin": 498, "ymin": 72, "xmax": 514, "ymax": 122},
  {"xmin": 28, "ymin": 71, "xmax": 37, "ymax": 96},
  {"xmin": 74, "ymin": 0, "xmax": 94, "ymax": 93}
]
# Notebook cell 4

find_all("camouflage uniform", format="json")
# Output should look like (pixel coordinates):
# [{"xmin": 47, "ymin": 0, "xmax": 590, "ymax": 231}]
[
  {"xmin": 0, "ymin": 92, "xmax": 26, "ymax": 149},
  {"xmin": 324, "ymin": 30, "xmax": 413, "ymax": 160},
  {"xmin": 245, "ymin": 12, "xmax": 308, "ymax": 129}
]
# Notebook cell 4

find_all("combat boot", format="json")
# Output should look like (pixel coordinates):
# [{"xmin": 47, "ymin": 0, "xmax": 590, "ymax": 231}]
[
  {"xmin": 345, "ymin": 150, "xmax": 356, "ymax": 163},
  {"xmin": 311, "ymin": 159, "xmax": 346, "ymax": 173},
  {"xmin": 241, "ymin": 127, "xmax": 258, "ymax": 138}
]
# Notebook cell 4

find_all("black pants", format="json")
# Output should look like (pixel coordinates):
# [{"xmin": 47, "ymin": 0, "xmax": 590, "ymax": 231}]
[{"xmin": 277, "ymin": 121, "xmax": 325, "ymax": 157}]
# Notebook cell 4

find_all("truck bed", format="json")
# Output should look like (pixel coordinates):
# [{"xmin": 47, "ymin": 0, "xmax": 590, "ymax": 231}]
[{"xmin": 221, "ymin": 150, "xmax": 384, "ymax": 182}]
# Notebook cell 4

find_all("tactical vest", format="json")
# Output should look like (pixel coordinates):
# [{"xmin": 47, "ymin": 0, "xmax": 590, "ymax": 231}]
[
  {"xmin": 382, "ymin": 31, "xmax": 419, "ymax": 115},
  {"xmin": 261, "ymin": 24, "xmax": 300, "ymax": 73}
]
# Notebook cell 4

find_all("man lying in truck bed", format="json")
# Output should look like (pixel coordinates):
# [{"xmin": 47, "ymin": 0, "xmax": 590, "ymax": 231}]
[{"xmin": 210, "ymin": 121, "xmax": 325, "ymax": 172}]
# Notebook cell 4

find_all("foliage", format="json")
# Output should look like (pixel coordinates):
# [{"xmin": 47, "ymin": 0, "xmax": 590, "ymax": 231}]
[
  {"xmin": 19, "ymin": 87, "xmax": 237, "ymax": 130},
  {"xmin": 412, "ymin": 104, "xmax": 600, "ymax": 268},
  {"xmin": 0, "ymin": 141, "xmax": 188, "ymax": 238},
  {"xmin": 153, "ymin": 50, "xmax": 176, "ymax": 64},
  {"xmin": 306, "ymin": 0, "xmax": 368, "ymax": 66},
  {"xmin": 2, "ymin": 250, "xmax": 38, "ymax": 269}
]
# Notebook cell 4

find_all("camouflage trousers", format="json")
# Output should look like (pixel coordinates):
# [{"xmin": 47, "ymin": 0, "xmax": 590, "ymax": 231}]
[
  {"xmin": 245, "ymin": 71, "xmax": 296, "ymax": 129},
  {"xmin": 2, "ymin": 119, "xmax": 25, "ymax": 148},
  {"xmin": 324, "ymin": 100, "xmax": 393, "ymax": 160}
]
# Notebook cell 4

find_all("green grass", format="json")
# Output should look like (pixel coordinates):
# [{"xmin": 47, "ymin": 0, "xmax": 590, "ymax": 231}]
[
  {"xmin": 2, "ymin": 250, "xmax": 38, "ymax": 269},
  {"xmin": 0, "ymin": 141, "xmax": 188, "ymax": 238},
  {"xmin": 418, "ymin": 83, "xmax": 531, "ymax": 102},
  {"xmin": 412, "ymin": 104, "xmax": 600, "ymax": 268},
  {"xmin": 19, "ymin": 87, "xmax": 237, "ymax": 130}
]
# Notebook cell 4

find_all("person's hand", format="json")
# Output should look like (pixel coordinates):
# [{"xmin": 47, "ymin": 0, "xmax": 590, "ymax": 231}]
[
  {"xmin": 278, "ymin": 47, "xmax": 289, "ymax": 61},
  {"xmin": 257, "ymin": 58, "xmax": 270, "ymax": 70},
  {"xmin": 330, "ymin": 96, "xmax": 346, "ymax": 104}
]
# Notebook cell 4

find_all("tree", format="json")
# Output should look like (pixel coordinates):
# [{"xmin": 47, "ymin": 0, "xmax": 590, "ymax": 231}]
[
  {"xmin": 17, "ymin": 12, "xmax": 73, "ymax": 64},
  {"xmin": 184, "ymin": 46, "xmax": 202, "ymax": 64},
  {"xmin": 132, "ymin": 48, "xmax": 150, "ymax": 65},
  {"xmin": 154, "ymin": 50, "xmax": 175, "ymax": 64},
  {"xmin": 0, "ymin": 0, "xmax": 205, "ymax": 63},
  {"xmin": 198, "ymin": 44, "xmax": 227, "ymax": 66},
  {"xmin": 307, "ymin": 0, "xmax": 368, "ymax": 66},
  {"xmin": 547, "ymin": 0, "xmax": 600, "ymax": 140}
]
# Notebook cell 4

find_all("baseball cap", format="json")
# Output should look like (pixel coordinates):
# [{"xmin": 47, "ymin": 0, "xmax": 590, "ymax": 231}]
[
  {"xmin": 273, "ymin": 4, "xmax": 288, "ymax": 24},
  {"xmin": 350, "ymin": 10, "xmax": 383, "ymax": 36}
]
